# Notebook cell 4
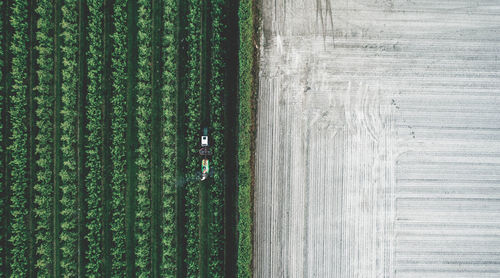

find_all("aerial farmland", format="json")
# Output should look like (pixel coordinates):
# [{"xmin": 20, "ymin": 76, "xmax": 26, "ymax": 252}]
[
  {"xmin": 1, "ymin": 0, "xmax": 500, "ymax": 277},
  {"xmin": 0, "ymin": 0, "xmax": 249, "ymax": 277},
  {"xmin": 254, "ymin": 0, "xmax": 500, "ymax": 277}
]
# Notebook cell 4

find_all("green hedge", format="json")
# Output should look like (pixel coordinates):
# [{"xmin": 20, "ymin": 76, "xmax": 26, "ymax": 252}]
[
  {"xmin": 161, "ymin": 0, "xmax": 177, "ymax": 276},
  {"xmin": 110, "ymin": 0, "xmax": 127, "ymax": 276},
  {"xmin": 85, "ymin": 0, "xmax": 104, "ymax": 275},
  {"xmin": 237, "ymin": 0, "xmax": 254, "ymax": 277}
]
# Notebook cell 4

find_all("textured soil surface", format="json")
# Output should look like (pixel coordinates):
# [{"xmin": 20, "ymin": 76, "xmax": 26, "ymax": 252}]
[{"xmin": 254, "ymin": 0, "xmax": 500, "ymax": 277}]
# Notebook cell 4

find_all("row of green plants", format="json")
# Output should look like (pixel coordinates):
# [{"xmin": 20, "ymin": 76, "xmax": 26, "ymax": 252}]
[
  {"xmin": 110, "ymin": 0, "xmax": 127, "ymax": 276},
  {"xmin": 186, "ymin": 0, "xmax": 207, "ymax": 275},
  {"xmin": 208, "ymin": 0, "xmax": 225, "ymax": 277},
  {"xmin": 60, "ymin": 0, "xmax": 78, "ymax": 276},
  {"xmin": 161, "ymin": 0, "xmax": 177, "ymax": 276},
  {"xmin": 85, "ymin": 0, "xmax": 105, "ymax": 276},
  {"xmin": 35, "ymin": 0, "xmax": 54, "ymax": 276},
  {"xmin": 238, "ymin": 0, "xmax": 255, "ymax": 277},
  {"xmin": 135, "ymin": 0, "xmax": 153, "ymax": 276},
  {"xmin": 185, "ymin": 0, "xmax": 202, "ymax": 276},
  {"xmin": 9, "ymin": 0, "xmax": 29, "ymax": 276}
]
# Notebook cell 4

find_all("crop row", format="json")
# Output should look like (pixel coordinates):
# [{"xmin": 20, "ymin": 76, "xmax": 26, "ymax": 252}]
[
  {"xmin": 33, "ymin": 1, "xmax": 54, "ymax": 276},
  {"xmin": 135, "ymin": 0, "xmax": 153, "ymax": 276},
  {"xmin": 184, "ymin": 0, "xmax": 202, "ymax": 276},
  {"xmin": 110, "ymin": 0, "xmax": 127, "ymax": 276},
  {"xmin": 85, "ymin": 0, "xmax": 105, "ymax": 275},
  {"xmin": 9, "ymin": 0, "xmax": 29, "ymax": 276},
  {"xmin": 60, "ymin": 0, "xmax": 78, "ymax": 276},
  {"xmin": 237, "ymin": 0, "xmax": 255, "ymax": 277},
  {"xmin": 161, "ymin": 0, "xmax": 177, "ymax": 276},
  {"xmin": 208, "ymin": 0, "xmax": 225, "ymax": 277}
]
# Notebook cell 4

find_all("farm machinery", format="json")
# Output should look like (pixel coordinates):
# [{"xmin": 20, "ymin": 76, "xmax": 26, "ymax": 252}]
[{"xmin": 200, "ymin": 127, "xmax": 212, "ymax": 181}]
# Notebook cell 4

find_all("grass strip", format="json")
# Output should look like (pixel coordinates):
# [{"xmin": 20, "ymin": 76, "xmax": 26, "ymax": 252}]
[{"xmin": 237, "ymin": 0, "xmax": 255, "ymax": 276}]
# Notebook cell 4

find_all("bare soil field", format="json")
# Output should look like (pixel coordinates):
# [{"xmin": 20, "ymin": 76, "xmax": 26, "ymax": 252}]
[{"xmin": 254, "ymin": 0, "xmax": 500, "ymax": 277}]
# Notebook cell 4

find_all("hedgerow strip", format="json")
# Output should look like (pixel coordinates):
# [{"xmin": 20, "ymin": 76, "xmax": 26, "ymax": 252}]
[
  {"xmin": 161, "ymin": 0, "xmax": 177, "ymax": 276},
  {"xmin": 8, "ymin": 0, "xmax": 29, "ymax": 275},
  {"xmin": 237, "ymin": 0, "xmax": 254, "ymax": 276},
  {"xmin": 85, "ymin": 0, "xmax": 104, "ymax": 275},
  {"xmin": 135, "ymin": 0, "xmax": 152, "ymax": 276},
  {"xmin": 185, "ymin": 0, "xmax": 201, "ymax": 276},
  {"xmin": 59, "ymin": 0, "xmax": 78, "ymax": 275},
  {"xmin": 110, "ymin": 0, "xmax": 127, "ymax": 276},
  {"xmin": 208, "ymin": 0, "xmax": 225, "ymax": 276},
  {"xmin": 34, "ymin": 0, "xmax": 54, "ymax": 275}
]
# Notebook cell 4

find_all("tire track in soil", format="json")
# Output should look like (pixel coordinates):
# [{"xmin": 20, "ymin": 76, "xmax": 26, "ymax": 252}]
[
  {"xmin": 151, "ymin": 0, "xmax": 162, "ymax": 275},
  {"xmin": 1, "ymin": 2, "xmax": 12, "ymax": 274},
  {"xmin": 53, "ymin": 0, "xmax": 62, "ymax": 276},
  {"xmin": 175, "ymin": 0, "xmax": 188, "ymax": 276},
  {"xmin": 77, "ymin": 0, "xmax": 88, "ymax": 276},
  {"xmin": 222, "ymin": 0, "xmax": 239, "ymax": 275},
  {"xmin": 199, "ymin": 0, "xmax": 210, "ymax": 276},
  {"xmin": 26, "ymin": 0, "xmax": 36, "ymax": 275},
  {"xmin": 0, "ymin": 0, "xmax": 5, "ymax": 274},
  {"xmin": 125, "ymin": 0, "xmax": 138, "ymax": 275},
  {"xmin": 102, "ymin": 0, "xmax": 113, "ymax": 275}
]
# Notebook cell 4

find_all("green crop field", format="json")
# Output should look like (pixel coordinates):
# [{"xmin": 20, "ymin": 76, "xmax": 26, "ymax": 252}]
[{"xmin": 0, "ymin": 0, "xmax": 256, "ymax": 277}]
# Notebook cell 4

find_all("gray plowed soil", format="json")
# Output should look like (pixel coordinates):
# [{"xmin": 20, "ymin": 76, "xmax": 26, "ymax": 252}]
[{"xmin": 254, "ymin": 0, "xmax": 500, "ymax": 277}]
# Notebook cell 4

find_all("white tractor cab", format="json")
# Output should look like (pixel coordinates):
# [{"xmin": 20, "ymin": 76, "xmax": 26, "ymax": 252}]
[
  {"xmin": 200, "ymin": 128, "xmax": 211, "ymax": 181},
  {"xmin": 201, "ymin": 136, "xmax": 208, "ymax": 147}
]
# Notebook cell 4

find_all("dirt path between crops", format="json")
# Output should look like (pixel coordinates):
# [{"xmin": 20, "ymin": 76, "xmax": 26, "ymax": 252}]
[{"xmin": 254, "ymin": 0, "xmax": 500, "ymax": 277}]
